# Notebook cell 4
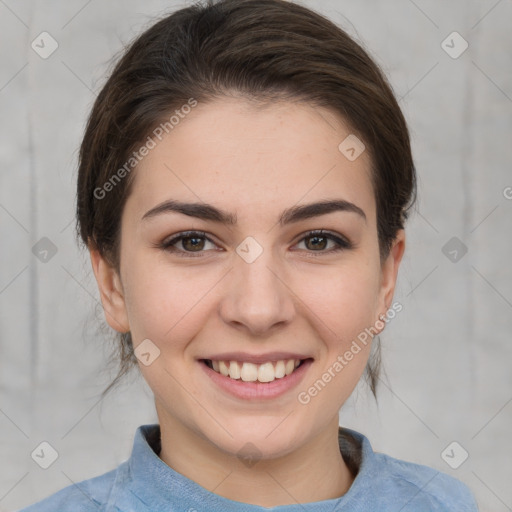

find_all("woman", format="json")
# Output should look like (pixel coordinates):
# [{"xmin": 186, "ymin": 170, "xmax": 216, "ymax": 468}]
[{"xmin": 20, "ymin": 0, "xmax": 479, "ymax": 510}]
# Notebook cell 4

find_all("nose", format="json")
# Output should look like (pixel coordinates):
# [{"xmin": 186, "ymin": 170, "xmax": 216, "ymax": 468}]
[{"xmin": 218, "ymin": 244, "xmax": 296, "ymax": 337}]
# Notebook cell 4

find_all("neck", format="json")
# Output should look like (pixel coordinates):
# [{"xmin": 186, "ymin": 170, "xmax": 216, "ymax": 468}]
[{"xmin": 156, "ymin": 412, "xmax": 354, "ymax": 507}]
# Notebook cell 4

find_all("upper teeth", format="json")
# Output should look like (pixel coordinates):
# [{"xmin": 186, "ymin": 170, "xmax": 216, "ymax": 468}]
[{"xmin": 210, "ymin": 359, "xmax": 301, "ymax": 383}]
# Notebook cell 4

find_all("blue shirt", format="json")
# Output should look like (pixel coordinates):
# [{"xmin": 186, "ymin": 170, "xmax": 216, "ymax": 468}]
[{"xmin": 19, "ymin": 424, "xmax": 479, "ymax": 511}]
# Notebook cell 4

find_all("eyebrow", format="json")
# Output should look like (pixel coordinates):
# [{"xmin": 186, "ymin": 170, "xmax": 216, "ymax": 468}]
[{"xmin": 141, "ymin": 198, "xmax": 367, "ymax": 226}]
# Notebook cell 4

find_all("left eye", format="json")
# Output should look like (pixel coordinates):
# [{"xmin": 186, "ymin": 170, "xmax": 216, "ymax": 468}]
[
  {"xmin": 159, "ymin": 230, "xmax": 351, "ymax": 257},
  {"xmin": 294, "ymin": 230, "xmax": 351, "ymax": 253}
]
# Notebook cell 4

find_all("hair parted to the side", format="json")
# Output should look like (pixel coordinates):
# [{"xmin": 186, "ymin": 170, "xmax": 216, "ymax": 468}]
[{"xmin": 76, "ymin": 0, "xmax": 417, "ymax": 399}]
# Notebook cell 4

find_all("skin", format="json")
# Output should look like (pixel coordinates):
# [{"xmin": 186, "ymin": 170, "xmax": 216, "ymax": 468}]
[{"xmin": 89, "ymin": 97, "xmax": 405, "ymax": 506}]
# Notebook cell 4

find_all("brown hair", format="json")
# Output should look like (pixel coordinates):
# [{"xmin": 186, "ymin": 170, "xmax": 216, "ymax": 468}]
[{"xmin": 76, "ymin": 0, "xmax": 417, "ymax": 398}]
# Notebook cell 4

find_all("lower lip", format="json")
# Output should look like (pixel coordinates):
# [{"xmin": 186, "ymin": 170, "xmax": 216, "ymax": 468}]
[{"xmin": 199, "ymin": 359, "xmax": 313, "ymax": 400}]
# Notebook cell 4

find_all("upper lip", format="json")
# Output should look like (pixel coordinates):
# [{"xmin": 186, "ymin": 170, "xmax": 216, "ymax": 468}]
[{"xmin": 200, "ymin": 352, "xmax": 313, "ymax": 364}]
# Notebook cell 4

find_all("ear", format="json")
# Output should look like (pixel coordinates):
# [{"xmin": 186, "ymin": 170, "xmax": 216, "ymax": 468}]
[
  {"xmin": 375, "ymin": 229, "xmax": 406, "ymax": 330},
  {"xmin": 89, "ymin": 248, "xmax": 130, "ymax": 333}
]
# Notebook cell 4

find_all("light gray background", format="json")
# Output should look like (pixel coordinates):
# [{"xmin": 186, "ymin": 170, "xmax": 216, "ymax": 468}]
[{"xmin": 1, "ymin": 0, "xmax": 511, "ymax": 510}]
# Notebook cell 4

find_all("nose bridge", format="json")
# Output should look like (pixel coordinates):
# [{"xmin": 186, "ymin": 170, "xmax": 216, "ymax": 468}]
[{"xmin": 220, "ymin": 237, "xmax": 295, "ymax": 334}]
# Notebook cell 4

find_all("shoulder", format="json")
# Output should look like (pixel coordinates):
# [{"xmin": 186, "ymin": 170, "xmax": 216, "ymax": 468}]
[
  {"xmin": 16, "ymin": 466, "xmax": 120, "ymax": 512},
  {"xmin": 17, "ymin": 423, "xmax": 161, "ymax": 512},
  {"xmin": 372, "ymin": 451, "xmax": 479, "ymax": 511},
  {"xmin": 340, "ymin": 428, "xmax": 479, "ymax": 511}
]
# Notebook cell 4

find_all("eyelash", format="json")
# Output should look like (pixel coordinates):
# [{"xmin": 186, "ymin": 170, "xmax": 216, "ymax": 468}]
[{"xmin": 157, "ymin": 229, "xmax": 353, "ymax": 258}]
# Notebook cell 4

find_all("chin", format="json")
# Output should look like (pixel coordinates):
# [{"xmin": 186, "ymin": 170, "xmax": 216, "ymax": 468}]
[{"xmin": 198, "ymin": 416, "xmax": 306, "ymax": 461}]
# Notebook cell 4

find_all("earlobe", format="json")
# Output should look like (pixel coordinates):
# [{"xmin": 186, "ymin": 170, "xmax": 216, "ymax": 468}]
[{"xmin": 89, "ymin": 248, "xmax": 130, "ymax": 333}]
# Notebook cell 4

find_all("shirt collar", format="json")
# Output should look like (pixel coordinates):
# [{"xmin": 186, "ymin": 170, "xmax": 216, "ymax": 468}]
[{"xmin": 110, "ymin": 423, "xmax": 378, "ymax": 511}]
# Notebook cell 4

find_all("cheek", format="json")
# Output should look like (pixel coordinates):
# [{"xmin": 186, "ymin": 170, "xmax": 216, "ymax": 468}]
[
  {"xmin": 120, "ymin": 248, "xmax": 217, "ymax": 346},
  {"xmin": 294, "ymin": 260, "xmax": 381, "ymax": 339},
  {"xmin": 293, "ymin": 264, "xmax": 381, "ymax": 410}
]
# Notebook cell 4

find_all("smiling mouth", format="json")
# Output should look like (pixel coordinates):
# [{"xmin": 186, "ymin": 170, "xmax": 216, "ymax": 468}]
[{"xmin": 201, "ymin": 358, "xmax": 312, "ymax": 383}]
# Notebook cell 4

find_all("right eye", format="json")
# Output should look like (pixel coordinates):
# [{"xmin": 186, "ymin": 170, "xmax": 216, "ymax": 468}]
[{"xmin": 158, "ymin": 231, "xmax": 220, "ymax": 257}]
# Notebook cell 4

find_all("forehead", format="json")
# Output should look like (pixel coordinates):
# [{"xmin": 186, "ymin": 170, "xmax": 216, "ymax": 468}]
[{"xmin": 125, "ymin": 97, "xmax": 376, "ymax": 227}]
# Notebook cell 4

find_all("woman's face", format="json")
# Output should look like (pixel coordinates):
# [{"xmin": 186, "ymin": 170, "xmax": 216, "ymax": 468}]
[{"xmin": 91, "ymin": 97, "xmax": 404, "ymax": 459}]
